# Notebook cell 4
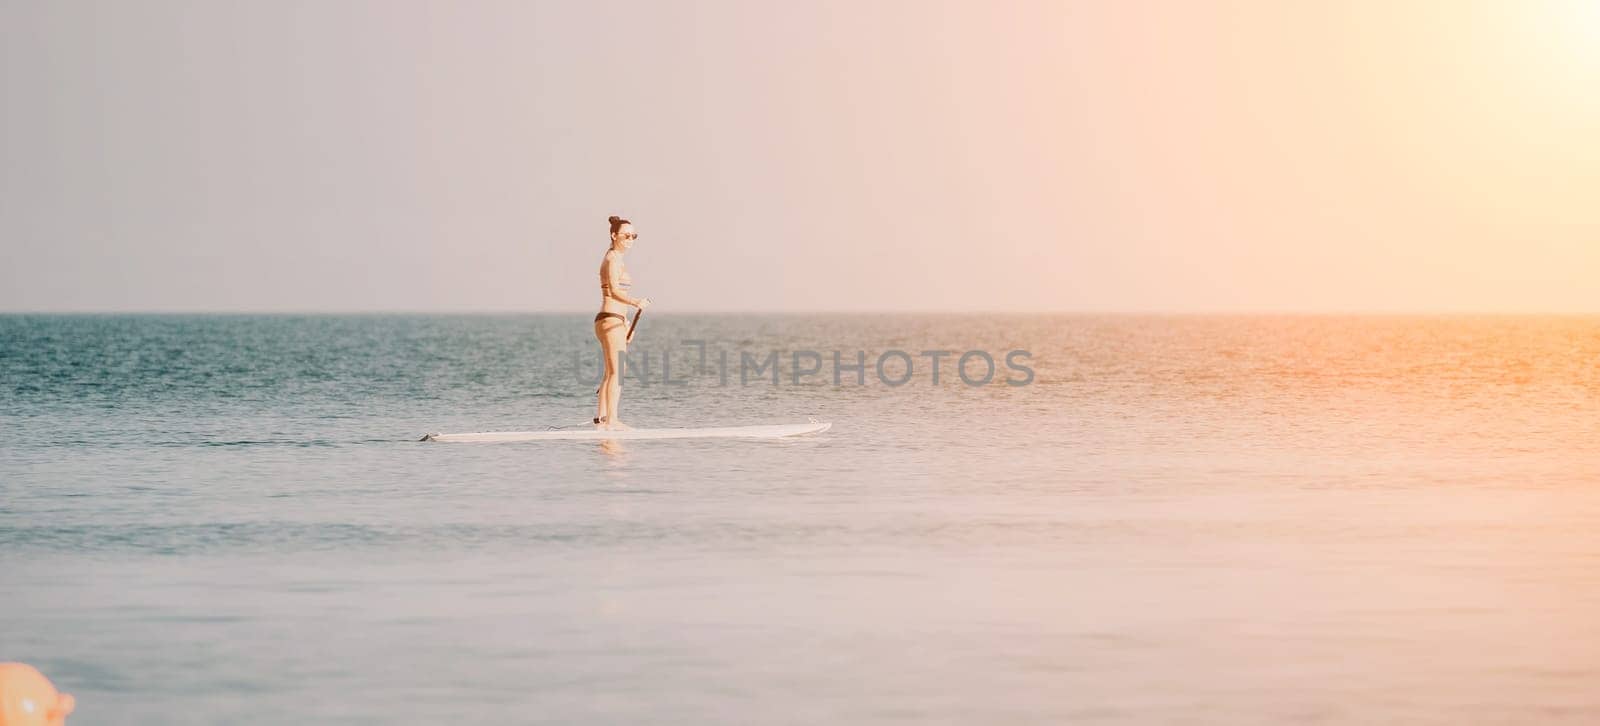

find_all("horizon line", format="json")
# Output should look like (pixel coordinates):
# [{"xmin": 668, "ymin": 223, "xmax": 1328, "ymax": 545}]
[{"xmin": 3, "ymin": 308, "xmax": 1599, "ymax": 317}]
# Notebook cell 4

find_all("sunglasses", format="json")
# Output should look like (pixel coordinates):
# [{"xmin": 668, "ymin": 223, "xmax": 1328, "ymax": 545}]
[{"xmin": 616, "ymin": 233, "xmax": 638, "ymax": 240}]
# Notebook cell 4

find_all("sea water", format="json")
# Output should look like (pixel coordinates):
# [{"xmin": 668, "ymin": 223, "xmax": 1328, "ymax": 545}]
[{"xmin": 3, "ymin": 314, "xmax": 1599, "ymax": 724}]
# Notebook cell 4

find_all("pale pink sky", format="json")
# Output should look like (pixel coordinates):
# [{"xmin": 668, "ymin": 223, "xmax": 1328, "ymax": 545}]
[{"xmin": 2, "ymin": 0, "xmax": 1597, "ymax": 312}]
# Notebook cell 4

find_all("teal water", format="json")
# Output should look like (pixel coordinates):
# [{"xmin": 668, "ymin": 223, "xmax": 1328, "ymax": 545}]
[{"xmin": 4, "ymin": 314, "xmax": 1600, "ymax": 724}]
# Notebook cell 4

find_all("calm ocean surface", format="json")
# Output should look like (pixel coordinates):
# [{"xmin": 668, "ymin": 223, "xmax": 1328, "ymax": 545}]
[{"xmin": 3, "ymin": 314, "xmax": 1599, "ymax": 725}]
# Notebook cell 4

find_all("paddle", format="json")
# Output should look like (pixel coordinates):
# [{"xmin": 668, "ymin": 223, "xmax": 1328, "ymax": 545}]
[{"xmin": 626, "ymin": 308, "xmax": 644, "ymax": 343}]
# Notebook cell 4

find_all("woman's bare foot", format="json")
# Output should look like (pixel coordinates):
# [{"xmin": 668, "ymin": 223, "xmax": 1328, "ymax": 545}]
[{"xmin": 607, "ymin": 421, "xmax": 632, "ymax": 431}]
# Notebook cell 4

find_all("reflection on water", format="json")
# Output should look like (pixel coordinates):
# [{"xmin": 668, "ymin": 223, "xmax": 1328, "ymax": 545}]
[{"xmin": 598, "ymin": 437, "xmax": 628, "ymax": 463}]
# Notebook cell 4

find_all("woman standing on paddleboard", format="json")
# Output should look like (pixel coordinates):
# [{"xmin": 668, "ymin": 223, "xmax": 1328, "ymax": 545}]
[{"xmin": 594, "ymin": 215, "xmax": 649, "ymax": 430}]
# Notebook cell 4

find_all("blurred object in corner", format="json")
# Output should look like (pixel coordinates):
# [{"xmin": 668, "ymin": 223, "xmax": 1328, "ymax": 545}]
[{"xmin": 0, "ymin": 664, "xmax": 73, "ymax": 726}]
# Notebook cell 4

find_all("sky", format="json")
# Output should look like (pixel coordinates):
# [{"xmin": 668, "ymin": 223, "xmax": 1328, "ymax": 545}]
[{"xmin": 2, "ymin": 0, "xmax": 1597, "ymax": 313}]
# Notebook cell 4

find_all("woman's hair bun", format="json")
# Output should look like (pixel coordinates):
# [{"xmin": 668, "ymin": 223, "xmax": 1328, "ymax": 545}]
[{"xmin": 608, "ymin": 215, "xmax": 621, "ymax": 225}]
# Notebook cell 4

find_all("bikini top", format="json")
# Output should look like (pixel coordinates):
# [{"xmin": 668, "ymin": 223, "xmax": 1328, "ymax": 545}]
[{"xmin": 600, "ymin": 263, "xmax": 632, "ymax": 291}]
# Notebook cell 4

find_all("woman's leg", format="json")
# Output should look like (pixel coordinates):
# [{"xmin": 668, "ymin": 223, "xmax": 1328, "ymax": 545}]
[
  {"xmin": 595, "ymin": 317, "xmax": 627, "ymax": 428},
  {"xmin": 594, "ymin": 320, "xmax": 610, "ymax": 424},
  {"xmin": 602, "ymin": 324, "xmax": 627, "ymax": 428}
]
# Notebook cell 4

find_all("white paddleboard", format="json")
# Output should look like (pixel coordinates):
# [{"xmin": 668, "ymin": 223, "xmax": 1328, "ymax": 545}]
[{"xmin": 421, "ymin": 421, "xmax": 831, "ymax": 443}]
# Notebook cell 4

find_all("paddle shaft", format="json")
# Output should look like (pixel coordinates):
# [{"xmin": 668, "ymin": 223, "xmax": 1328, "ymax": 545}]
[{"xmin": 626, "ymin": 308, "xmax": 643, "ymax": 343}]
